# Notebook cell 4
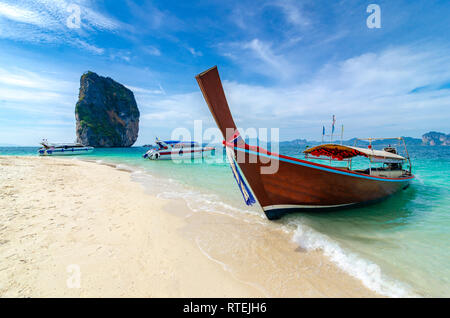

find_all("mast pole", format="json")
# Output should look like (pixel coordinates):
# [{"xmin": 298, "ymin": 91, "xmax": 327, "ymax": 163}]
[
  {"xmin": 331, "ymin": 115, "xmax": 336, "ymax": 143},
  {"xmin": 369, "ymin": 138, "xmax": 372, "ymax": 175},
  {"xmin": 401, "ymin": 137, "xmax": 412, "ymax": 174}
]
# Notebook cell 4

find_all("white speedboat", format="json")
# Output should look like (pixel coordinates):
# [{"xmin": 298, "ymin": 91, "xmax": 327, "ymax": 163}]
[
  {"xmin": 143, "ymin": 138, "xmax": 215, "ymax": 160},
  {"xmin": 38, "ymin": 140, "xmax": 94, "ymax": 156}
]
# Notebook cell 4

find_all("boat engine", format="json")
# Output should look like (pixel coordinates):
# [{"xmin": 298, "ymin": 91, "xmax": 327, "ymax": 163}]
[
  {"xmin": 143, "ymin": 149, "xmax": 160, "ymax": 160},
  {"xmin": 383, "ymin": 146, "xmax": 397, "ymax": 154}
]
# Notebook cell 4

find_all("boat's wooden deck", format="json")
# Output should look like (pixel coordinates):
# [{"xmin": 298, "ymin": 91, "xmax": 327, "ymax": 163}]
[{"xmin": 354, "ymin": 168, "xmax": 407, "ymax": 178}]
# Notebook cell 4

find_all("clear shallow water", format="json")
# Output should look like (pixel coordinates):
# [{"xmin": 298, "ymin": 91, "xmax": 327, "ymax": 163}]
[{"xmin": 1, "ymin": 145, "xmax": 449, "ymax": 297}]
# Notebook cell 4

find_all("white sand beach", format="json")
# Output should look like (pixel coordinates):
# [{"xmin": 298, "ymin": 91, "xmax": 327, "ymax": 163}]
[{"xmin": 0, "ymin": 156, "xmax": 378, "ymax": 297}]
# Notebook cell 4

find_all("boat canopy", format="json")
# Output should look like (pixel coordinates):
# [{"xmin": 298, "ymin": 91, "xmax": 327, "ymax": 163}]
[
  {"xmin": 40, "ymin": 141, "xmax": 84, "ymax": 148},
  {"xmin": 303, "ymin": 144, "xmax": 406, "ymax": 161},
  {"xmin": 155, "ymin": 139, "xmax": 199, "ymax": 149}
]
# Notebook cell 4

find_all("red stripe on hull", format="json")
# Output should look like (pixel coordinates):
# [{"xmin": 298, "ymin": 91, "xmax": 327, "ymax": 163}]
[{"xmin": 158, "ymin": 148, "xmax": 214, "ymax": 155}]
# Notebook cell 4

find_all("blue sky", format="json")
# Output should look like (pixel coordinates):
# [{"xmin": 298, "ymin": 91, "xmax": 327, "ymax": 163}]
[{"xmin": 0, "ymin": 0, "xmax": 449, "ymax": 145}]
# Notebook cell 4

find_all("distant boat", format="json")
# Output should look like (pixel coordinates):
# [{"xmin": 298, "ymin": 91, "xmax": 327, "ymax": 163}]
[
  {"xmin": 37, "ymin": 139, "xmax": 94, "ymax": 156},
  {"xmin": 196, "ymin": 66, "xmax": 415, "ymax": 220},
  {"xmin": 143, "ymin": 138, "xmax": 215, "ymax": 160}
]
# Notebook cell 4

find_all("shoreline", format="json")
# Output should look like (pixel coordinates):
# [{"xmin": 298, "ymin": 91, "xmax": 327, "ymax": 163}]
[{"xmin": 0, "ymin": 156, "xmax": 379, "ymax": 297}]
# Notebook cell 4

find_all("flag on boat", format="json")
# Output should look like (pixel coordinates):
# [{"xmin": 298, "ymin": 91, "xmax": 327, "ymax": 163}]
[{"xmin": 322, "ymin": 126, "xmax": 325, "ymax": 136}]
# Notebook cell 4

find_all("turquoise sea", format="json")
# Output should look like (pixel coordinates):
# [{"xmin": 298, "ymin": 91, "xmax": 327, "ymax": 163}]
[{"xmin": 1, "ymin": 145, "xmax": 449, "ymax": 297}]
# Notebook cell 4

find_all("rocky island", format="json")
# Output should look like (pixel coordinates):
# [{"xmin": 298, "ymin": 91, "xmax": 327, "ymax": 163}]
[
  {"xmin": 422, "ymin": 131, "xmax": 450, "ymax": 146},
  {"xmin": 75, "ymin": 71, "xmax": 140, "ymax": 147}
]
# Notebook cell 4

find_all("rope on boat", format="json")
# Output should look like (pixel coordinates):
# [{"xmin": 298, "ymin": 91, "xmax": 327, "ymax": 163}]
[{"xmin": 225, "ymin": 146, "xmax": 256, "ymax": 206}]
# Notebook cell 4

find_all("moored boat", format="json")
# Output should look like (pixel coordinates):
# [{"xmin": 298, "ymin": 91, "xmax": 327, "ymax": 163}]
[
  {"xmin": 143, "ymin": 138, "xmax": 215, "ymax": 160},
  {"xmin": 196, "ymin": 66, "xmax": 414, "ymax": 220},
  {"xmin": 38, "ymin": 140, "xmax": 94, "ymax": 156}
]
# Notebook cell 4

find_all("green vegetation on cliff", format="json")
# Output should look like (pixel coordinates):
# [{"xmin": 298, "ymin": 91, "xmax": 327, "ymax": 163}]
[{"xmin": 75, "ymin": 71, "xmax": 140, "ymax": 147}]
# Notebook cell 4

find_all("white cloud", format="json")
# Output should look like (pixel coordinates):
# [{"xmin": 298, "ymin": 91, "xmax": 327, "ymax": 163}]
[
  {"xmin": 125, "ymin": 0, "xmax": 184, "ymax": 32},
  {"xmin": 127, "ymin": 84, "xmax": 166, "ymax": 96},
  {"xmin": 0, "ymin": 66, "xmax": 78, "ymax": 117},
  {"xmin": 243, "ymin": 39, "xmax": 284, "ymax": 71},
  {"xmin": 220, "ymin": 38, "xmax": 292, "ymax": 79},
  {"xmin": 81, "ymin": 5, "xmax": 121, "ymax": 31},
  {"xmin": 268, "ymin": 0, "xmax": 310, "ymax": 28},
  {"xmin": 109, "ymin": 50, "xmax": 132, "ymax": 62},
  {"xmin": 0, "ymin": 2, "xmax": 50, "ymax": 27},
  {"xmin": 188, "ymin": 47, "xmax": 203, "ymax": 57},
  {"xmin": 0, "ymin": 124, "xmax": 76, "ymax": 146},
  {"xmin": 0, "ymin": 67, "xmax": 77, "ymax": 92},
  {"xmin": 229, "ymin": 0, "xmax": 310, "ymax": 31},
  {"xmin": 143, "ymin": 46, "xmax": 161, "ymax": 56},
  {"xmin": 33, "ymin": 0, "xmax": 121, "ymax": 31},
  {"xmin": 0, "ymin": 87, "xmax": 65, "ymax": 103},
  {"xmin": 74, "ymin": 39, "xmax": 104, "ymax": 54},
  {"xmin": 229, "ymin": 46, "xmax": 450, "ymax": 138},
  {"xmin": 0, "ymin": 0, "xmax": 122, "ymax": 54},
  {"xmin": 139, "ymin": 45, "xmax": 450, "ymax": 140},
  {"xmin": 141, "ymin": 92, "xmax": 206, "ymax": 119},
  {"xmin": 1, "ymin": 42, "xmax": 449, "ymax": 144}
]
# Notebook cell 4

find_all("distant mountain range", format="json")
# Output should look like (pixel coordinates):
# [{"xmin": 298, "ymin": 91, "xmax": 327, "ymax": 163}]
[
  {"xmin": 138, "ymin": 131, "xmax": 449, "ymax": 148},
  {"xmin": 279, "ymin": 131, "xmax": 449, "ymax": 147}
]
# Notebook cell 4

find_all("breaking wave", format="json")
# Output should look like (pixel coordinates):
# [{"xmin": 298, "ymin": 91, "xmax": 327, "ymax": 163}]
[{"xmin": 290, "ymin": 220, "xmax": 417, "ymax": 297}]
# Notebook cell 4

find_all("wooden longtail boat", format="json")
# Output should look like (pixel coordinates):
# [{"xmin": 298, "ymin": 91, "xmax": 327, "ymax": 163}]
[{"xmin": 196, "ymin": 66, "xmax": 414, "ymax": 220}]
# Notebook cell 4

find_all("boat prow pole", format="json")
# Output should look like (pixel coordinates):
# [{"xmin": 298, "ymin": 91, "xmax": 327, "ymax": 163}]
[
  {"xmin": 195, "ymin": 66, "xmax": 240, "ymax": 143},
  {"xmin": 196, "ymin": 66, "xmax": 272, "ymax": 214}
]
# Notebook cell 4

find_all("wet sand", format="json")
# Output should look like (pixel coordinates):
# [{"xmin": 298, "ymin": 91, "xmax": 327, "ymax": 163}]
[{"xmin": 0, "ymin": 156, "xmax": 378, "ymax": 297}]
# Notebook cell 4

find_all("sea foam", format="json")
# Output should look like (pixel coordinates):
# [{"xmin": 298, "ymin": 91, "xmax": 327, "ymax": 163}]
[{"xmin": 290, "ymin": 220, "xmax": 417, "ymax": 297}]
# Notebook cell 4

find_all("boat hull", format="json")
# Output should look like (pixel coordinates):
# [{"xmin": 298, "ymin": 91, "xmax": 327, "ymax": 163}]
[
  {"xmin": 145, "ymin": 147, "xmax": 215, "ymax": 160},
  {"xmin": 38, "ymin": 147, "xmax": 94, "ymax": 156},
  {"xmin": 233, "ymin": 145, "xmax": 413, "ymax": 219}
]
